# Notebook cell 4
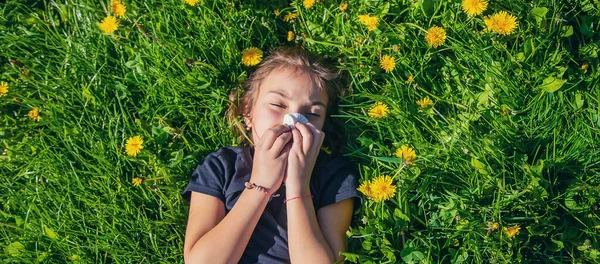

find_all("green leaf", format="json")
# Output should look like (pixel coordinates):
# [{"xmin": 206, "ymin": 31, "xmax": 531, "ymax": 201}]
[
  {"xmin": 44, "ymin": 224, "xmax": 58, "ymax": 240},
  {"xmin": 538, "ymin": 76, "xmax": 566, "ymax": 93},
  {"xmin": 421, "ymin": 0, "xmax": 435, "ymax": 16},
  {"xmin": 368, "ymin": 155, "xmax": 401, "ymax": 163},
  {"xmin": 561, "ymin": 25, "xmax": 574, "ymax": 37},
  {"xmin": 5, "ymin": 242, "xmax": 25, "ymax": 257},
  {"xmin": 524, "ymin": 38, "xmax": 535, "ymax": 60},
  {"xmin": 394, "ymin": 208, "xmax": 410, "ymax": 222},
  {"xmin": 529, "ymin": 7, "xmax": 549, "ymax": 29},
  {"xmin": 550, "ymin": 238, "xmax": 564, "ymax": 252}
]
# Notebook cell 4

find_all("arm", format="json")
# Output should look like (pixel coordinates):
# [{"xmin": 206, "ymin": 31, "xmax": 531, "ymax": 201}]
[
  {"xmin": 287, "ymin": 192, "xmax": 354, "ymax": 263},
  {"xmin": 286, "ymin": 187, "xmax": 335, "ymax": 263},
  {"xmin": 183, "ymin": 190, "xmax": 270, "ymax": 263}
]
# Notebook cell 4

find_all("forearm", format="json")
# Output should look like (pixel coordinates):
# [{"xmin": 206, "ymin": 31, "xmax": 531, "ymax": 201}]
[
  {"xmin": 185, "ymin": 190, "xmax": 269, "ymax": 263},
  {"xmin": 286, "ymin": 187, "xmax": 335, "ymax": 263}
]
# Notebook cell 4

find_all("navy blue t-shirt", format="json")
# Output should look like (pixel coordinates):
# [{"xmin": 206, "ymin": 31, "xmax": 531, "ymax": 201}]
[{"xmin": 182, "ymin": 146, "xmax": 362, "ymax": 263}]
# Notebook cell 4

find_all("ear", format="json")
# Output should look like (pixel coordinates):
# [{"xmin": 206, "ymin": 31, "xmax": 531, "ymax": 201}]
[{"xmin": 243, "ymin": 114, "xmax": 252, "ymax": 129}]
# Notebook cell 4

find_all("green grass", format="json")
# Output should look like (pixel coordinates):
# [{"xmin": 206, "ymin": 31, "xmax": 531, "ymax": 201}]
[{"xmin": 1, "ymin": 0, "xmax": 599, "ymax": 262}]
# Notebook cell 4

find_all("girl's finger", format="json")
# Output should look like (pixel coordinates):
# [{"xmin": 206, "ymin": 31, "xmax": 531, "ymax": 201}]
[
  {"xmin": 291, "ymin": 128, "xmax": 302, "ymax": 153},
  {"xmin": 295, "ymin": 123, "xmax": 313, "ymax": 155},
  {"xmin": 270, "ymin": 132, "xmax": 292, "ymax": 158},
  {"xmin": 260, "ymin": 124, "xmax": 291, "ymax": 151},
  {"xmin": 303, "ymin": 122, "xmax": 324, "ymax": 153}
]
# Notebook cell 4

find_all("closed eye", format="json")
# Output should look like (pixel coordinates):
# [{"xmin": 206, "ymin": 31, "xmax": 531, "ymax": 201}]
[{"xmin": 270, "ymin": 103, "xmax": 285, "ymax": 108}]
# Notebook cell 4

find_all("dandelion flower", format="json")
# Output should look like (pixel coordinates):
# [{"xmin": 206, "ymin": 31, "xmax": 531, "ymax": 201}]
[
  {"xmin": 491, "ymin": 222, "xmax": 499, "ymax": 230},
  {"xmin": 111, "ymin": 0, "xmax": 126, "ymax": 18},
  {"xmin": 369, "ymin": 175, "xmax": 396, "ymax": 202},
  {"xmin": 99, "ymin": 16, "xmax": 118, "ymax": 34},
  {"xmin": 462, "ymin": 0, "xmax": 487, "ymax": 16},
  {"xmin": 581, "ymin": 64, "xmax": 589, "ymax": 71},
  {"xmin": 358, "ymin": 14, "xmax": 379, "ymax": 32},
  {"xmin": 503, "ymin": 225, "xmax": 520, "ymax": 239},
  {"xmin": 406, "ymin": 75, "xmax": 414, "ymax": 84},
  {"xmin": 357, "ymin": 180, "xmax": 372, "ymax": 198},
  {"xmin": 28, "ymin": 107, "xmax": 41, "ymax": 121},
  {"xmin": 339, "ymin": 3, "xmax": 348, "ymax": 12},
  {"xmin": 132, "ymin": 177, "xmax": 143, "ymax": 187},
  {"xmin": 241, "ymin": 47, "xmax": 263, "ymax": 66},
  {"xmin": 125, "ymin": 135, "xmax": 144, "ymax": 157},
  {"xmin": 425, "ymin": 26, "xmax": 447, "ymax": 48},
  {"xmin": 380, "ymin": 55, "xmax": 395, "ymax": 73},
  {"xmin": 287, "ymin": 31, "xmax": 295, "ymax": 41},
  {"xmin": 273, "ymin": 9, "xmax": 280, "ymax": 16},
  {"xmin": 396, "ymin": 145, "xmax": 416, "ymax": 165},
  {"xmin": 0, "ymin": 82, "xmax": 8, "ymax": 97},
  {"xmin": 368, "ymin": 101, "xmax": 390, "ymax": 119},
  {"xmin": 484, "ymin": 11, "xmax": 518, "ymax": 35},
  {"xmin": 185, "ymin": 0, "xmax": 199, "ymax": 6},
  {"xmin": 303, "ymin": 0, "xmax": 315, "ymax": 8},
  {"xmin": 283, "ymin": 13, "xmax": 299, "ymax": 22},
  {"xmin": 416, "ymin": 97, "xmax": 433, "ymax": 108}
]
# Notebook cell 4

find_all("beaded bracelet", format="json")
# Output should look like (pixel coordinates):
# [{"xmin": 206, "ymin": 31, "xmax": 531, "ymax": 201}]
[
  {"xmin": 245, "ymin": 182, "xmax": 268, "ymax": 195},
  {"xmin": 283, "ymin": 194, "xmax": 313, "ymax": 204}
]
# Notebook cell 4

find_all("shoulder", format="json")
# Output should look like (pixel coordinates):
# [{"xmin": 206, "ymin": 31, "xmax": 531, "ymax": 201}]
[{"xmin": 204, "ymin": 146, "xmax": 251, "ymax": 164}]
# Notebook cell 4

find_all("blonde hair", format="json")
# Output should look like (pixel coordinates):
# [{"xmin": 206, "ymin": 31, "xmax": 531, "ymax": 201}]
[{"xmin": 226, "ymin": 47, "xmax": 347, "ymax": 155}]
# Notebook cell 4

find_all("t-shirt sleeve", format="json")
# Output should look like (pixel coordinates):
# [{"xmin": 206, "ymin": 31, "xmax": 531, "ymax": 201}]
[
  {"xmin": 316, "ymin": 156, "xmax": 363, "ymax": 212},
  {"xmin": 181, "ymin": 152, "xmax": 226, "ymax": 204}
]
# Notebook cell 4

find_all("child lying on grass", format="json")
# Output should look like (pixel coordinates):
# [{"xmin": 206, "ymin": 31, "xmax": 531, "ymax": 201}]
[{"xmin": 182, "ymin": 47, "xmax": 361, "ymax": 263}]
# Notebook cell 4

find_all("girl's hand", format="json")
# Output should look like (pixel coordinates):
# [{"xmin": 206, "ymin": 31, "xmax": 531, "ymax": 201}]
[
  {"xmin": 250, "ymin": 124, "xmax": 293, "ymax": 195},
  {"xmin": 285, "ymin": 122, "xmax": 325, "ymax": 196}
]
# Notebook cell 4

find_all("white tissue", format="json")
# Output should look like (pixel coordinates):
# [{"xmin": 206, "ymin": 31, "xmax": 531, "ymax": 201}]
[{"xmin": 282, "ymin": 113, "xmax": 309, "ymax": 128}]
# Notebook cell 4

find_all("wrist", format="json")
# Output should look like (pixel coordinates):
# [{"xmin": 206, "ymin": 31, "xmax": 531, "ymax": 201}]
[{"xmin": 285, "ymin": 183, "xmax": 311, "ymax": 197}]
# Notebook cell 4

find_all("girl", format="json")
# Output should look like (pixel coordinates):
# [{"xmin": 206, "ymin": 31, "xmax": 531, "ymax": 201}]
[{"xmin": 182, "ymin": 47, "xmax": 361, "ymax": 263}]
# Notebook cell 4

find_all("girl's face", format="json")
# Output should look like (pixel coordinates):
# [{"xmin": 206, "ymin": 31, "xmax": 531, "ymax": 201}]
[{"xmin": 245, "ymin": 68, "xmax": 329, "ymax": 145}]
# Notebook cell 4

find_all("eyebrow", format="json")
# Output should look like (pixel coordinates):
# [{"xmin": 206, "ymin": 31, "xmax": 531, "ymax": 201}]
[{"xmin": 267, "ymin": 89, "xmax": 327, "ymax": 108}]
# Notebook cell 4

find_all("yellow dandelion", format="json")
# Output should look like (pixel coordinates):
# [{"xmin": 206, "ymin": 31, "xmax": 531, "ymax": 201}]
[
  {"xmin": 491, "ymin": 222, "xmax": 499, "ymax": 230},
  {"xmin": 339, "ymin": 3, "xmax": 348, "ymax": 12},
  {"xmin": 369, "ymin": 175, "xmax": 396, "ymax": 202},
  {"xmin": 241, "ymin": 47, "xmax": 263, "ymax": 66},
  {"xmin": 380, "ymin": 55, "xmax": 395, "ymax": 73},
  {"xmin": 484, "ymin": 11, "xmax": 518, "ymax": 35},
  {"xmin": 111, "ymin": 0, "xmax": 126, "ymax": 18},
  {"xmin": 283, "ymin": 13, "xmax": 299, "ymax": 22},
  {"xmin": 395, "ymin": 145, "xmax": 416, "ymax": 165},
  {"xmin": 416, "ymin": 97, "xmax": 433, "ymax": 108},
  {"xmin": 99, "ymin": 16, "xmax": 119, "ymax": 34},
  {"xmin": 406, "ymin": 75, "xmax": 414, "ymax": 84},
  {"xmin": 273, "ymin": 9, "xmax": 280, "ymax": 16},
  {"xmin": 132, "ymin": 177, "xmax": 143, "ymax": 187},
  {"xmin": 462, "ymin": 0, "xmax": 488, "ymax": 16},
  {"xmin": 0, "ymin": 82, "xmax": 8, "ymax": 97},
  {"xmin": 28, "ymin": 107, "xmax": 41, "ymax": 121},
  {"xmin": 358, "ymin": 14, "xmax": 379, "ymax": 32},
  {"xmin": 425, "ymin": 26, "xmax": 447, "ymax": 48},
  {"xmin": 287, "ymin": 31, "xmax": 295, "ymax": 41},
  {"xmin": 503, "ymin": 225, "xmax": 520, "ymax": 239},
  {"xmin": 185, "ymin": 0, "xmax": 199, "ymax": 6},
  {"xmin": 303, "ymin": 0, "xmax": 315, "ymax": 9},
  {"xmin": 581, "ymin": 63, "xmax": 589, "ymax": 71},
  {"xmin": 368, "ymin": 101, "xmax": 390, "ymax": 119},
  {"xmin": 357, "ymin": 180, "xmax": 372, "ymax": 198},
  {"xmin": 125, "ymin": 135, "xmax": 144, "ymax": 157}
]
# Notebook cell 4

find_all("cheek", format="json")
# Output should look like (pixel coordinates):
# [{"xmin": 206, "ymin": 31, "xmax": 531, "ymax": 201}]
[{"xmin": 252, "ymin": 107, "xmax": 285, "ymax": 137}]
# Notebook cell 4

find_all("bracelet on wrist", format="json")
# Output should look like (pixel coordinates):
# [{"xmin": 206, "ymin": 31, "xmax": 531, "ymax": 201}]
[
  {"xmin": 283, "ymin": 194, "xmax": 313, "ymax": 204},
  {"xmin": 244, "ymin": 182, "xmax": 281, "ymax": 198}
]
